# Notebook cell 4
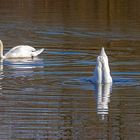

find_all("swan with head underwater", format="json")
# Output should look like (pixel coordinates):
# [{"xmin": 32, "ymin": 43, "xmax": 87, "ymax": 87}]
[
  {"xmin": 93, "ymin": 47, "xmax": 112, "ymax": 84},
  {"xmin": 0, "ymin": 40, "xmax": 44, "ymax": 59}
]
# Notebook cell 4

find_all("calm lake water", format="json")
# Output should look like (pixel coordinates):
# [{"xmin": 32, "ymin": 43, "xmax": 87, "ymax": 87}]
[{"xmin": 0, "ymin": 0, "xmax": 140, "ymax": 140}]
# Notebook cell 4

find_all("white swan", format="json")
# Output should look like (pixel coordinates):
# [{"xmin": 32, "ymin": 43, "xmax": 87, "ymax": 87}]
[
  {"xmin": 0, "ymin": 40, "xmax": 44, "ymax": 59},
  {"xmin": 93, "ymin": 47, "xmax": 112, "ymax": 84}
]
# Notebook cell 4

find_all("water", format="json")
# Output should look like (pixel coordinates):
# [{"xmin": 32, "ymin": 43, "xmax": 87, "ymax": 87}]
[{"xmin": 0, "ymin": 0, "xmax": 140, "ymax": 139}]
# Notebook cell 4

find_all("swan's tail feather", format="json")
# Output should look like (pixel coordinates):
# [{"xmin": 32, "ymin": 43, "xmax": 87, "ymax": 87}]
[
  {"xmin": 100, "ymin": 47, "xmax": 106, "ymax": 56},
  {"xmin": 32, "ymin": 48, "xmax": 44, "ymax": 57}
]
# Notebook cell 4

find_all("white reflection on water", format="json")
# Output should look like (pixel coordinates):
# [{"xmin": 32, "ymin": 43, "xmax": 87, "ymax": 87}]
[
  {"xmin": 0, "ymin": 59, "xmax": 3, "ymax": 71},
  {"xmin": 0, "ymin": 60, "xmax": 3, "ymax": 95},
  {"xmin": 0, "ymin": 58, "xmax": 45, "ymax": 78},
  {"xmin": 95, "ymin": 83, "xmax": 112, "ymax": 120},
  {"xmin": 5, "ymin": 57, "xmax": 44, "ymax": 69}
]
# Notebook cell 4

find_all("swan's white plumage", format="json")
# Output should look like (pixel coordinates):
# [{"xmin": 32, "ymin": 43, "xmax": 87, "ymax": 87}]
[
  {"xmin": 93, "ymin": 47, "xmax": 112, "ymax": 84},
  {"xmin": 0, "ymin": 40, "xmax": 44, "ymax": 59},
  {"xmin": 93, "ymin": 56, "xmax": 102, "ymax": 83}
]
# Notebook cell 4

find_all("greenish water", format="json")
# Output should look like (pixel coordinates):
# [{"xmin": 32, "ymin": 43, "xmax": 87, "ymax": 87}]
[{"xmin": 0, "ymin": 0, "xmax": 140, "ymax": 139}]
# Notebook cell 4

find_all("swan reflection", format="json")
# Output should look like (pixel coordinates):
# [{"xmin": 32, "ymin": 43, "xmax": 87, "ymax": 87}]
[
  {"xmin": 0, "ymin": 58, "xmax": 44, "ymax": 78},
  {"xmin": 5, "ymin": 57, "xmax": 44, "ymax": 69},
  {"xmin": 0, "ymin": 60, "xmax": 3, "ymax": 95},
  {"xmin": 95, "ymin": 83, "xmax": 112, "ymax": 120}
]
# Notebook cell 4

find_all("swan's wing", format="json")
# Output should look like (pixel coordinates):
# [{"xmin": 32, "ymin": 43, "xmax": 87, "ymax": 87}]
[
  {"xmin": 93, "ymin": 56, "xmax": 103, "ymax": 83},
  {"xmin": 100, "ymin": 54, "xmax": 112, "ymax": 84},
  {"xmin": 5, "ymin": 45, "xmax": 36, "ymax": 58},
  {"xmin": 6, "ymin": 45, "xmax": 36, "ymax": 53}
]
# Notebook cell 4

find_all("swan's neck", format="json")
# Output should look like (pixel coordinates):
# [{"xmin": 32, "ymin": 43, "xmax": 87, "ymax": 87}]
[{"xmin": 0, "ymin": 41, "xmax": 5, "ymax": 59}]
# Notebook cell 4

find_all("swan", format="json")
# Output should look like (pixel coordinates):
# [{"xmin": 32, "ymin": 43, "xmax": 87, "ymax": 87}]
[
  {"xmin": 0, "ymin": 40, "xmax": 44, "ymax": 59},
  {"xmin": 93, "ymin": 47, "xmax": 112, "ymax": 84}
]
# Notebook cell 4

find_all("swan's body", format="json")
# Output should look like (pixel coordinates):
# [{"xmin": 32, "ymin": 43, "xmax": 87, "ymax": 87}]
[
  {"xmin": 93, "ymin": 48, "xmax": 112, "ymax": 84},
  {"xmin": 0, "ymin": 40, "xmax": 44, "ymax": 59}
]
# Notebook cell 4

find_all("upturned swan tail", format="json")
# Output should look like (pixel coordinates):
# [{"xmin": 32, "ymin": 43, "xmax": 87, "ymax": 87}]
[
  {"xmin": 32, "ymin": 48, "xmax": 44, "ymax": 57},
  {"xmin": 100, "ymin": 47, "xmax": 106, "ymax": 57},
  {"xmin": 93, "ymin": 47, "xmax": 112, "ymax": 84}
]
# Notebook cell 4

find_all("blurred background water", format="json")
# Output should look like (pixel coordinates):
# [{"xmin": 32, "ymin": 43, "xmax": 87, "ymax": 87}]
[{"xmin": 0, "ymin": 0, "xmax": 140, "ymax": 139}]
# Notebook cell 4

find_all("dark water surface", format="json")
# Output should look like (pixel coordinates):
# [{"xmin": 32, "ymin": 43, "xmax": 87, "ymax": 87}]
[{"xmin": 0, "ymin": 0, "xmax": 140, "ymax": 140}]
